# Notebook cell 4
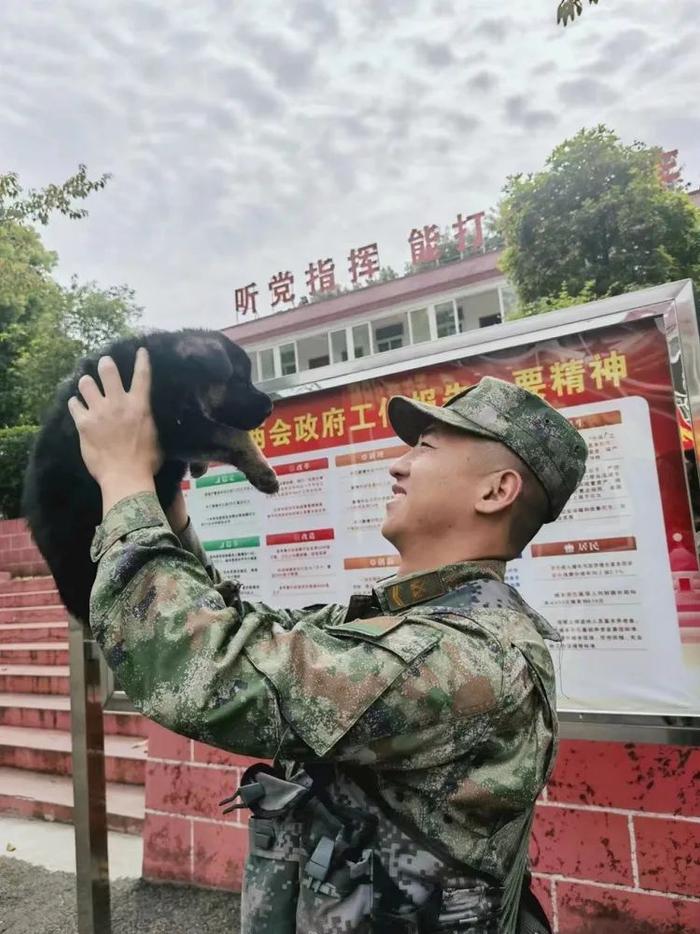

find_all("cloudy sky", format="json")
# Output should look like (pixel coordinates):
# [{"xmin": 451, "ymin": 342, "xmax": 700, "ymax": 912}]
[{"xmin": 2, "ymin": 0, "xmax": 698, "ymax": 330}]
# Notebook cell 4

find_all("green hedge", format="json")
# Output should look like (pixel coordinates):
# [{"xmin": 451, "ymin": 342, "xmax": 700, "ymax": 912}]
[{"xmin": 0, "ymin": 425, "xmax": 39, "ymax": 519}]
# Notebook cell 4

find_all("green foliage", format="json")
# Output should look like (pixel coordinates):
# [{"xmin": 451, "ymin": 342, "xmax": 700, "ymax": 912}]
[
  {"xmin": 497, "ymin": 126, "xmax": 700, "ymax": 313},
  {"xmin": 0, "ymin": 426, "xmax": 38, "ymax": 518},
  {"xmin": 0, "ymin": 165, "xmax": 111, "ymax": 226},
  {"xmin": 377, "ymin": 266, "xmax": 399, "ymax": 283},
  {"xmin": 557, "ymin": 0, "xmax": 599, "ymax": 26},
  {"xmin": 0, "ymin": 222, "xmax": 63, "ymax": 427},
  {"xmin": 0, "ymin": 167, "xmax": 141, "ymax": 430},
  {"xmin": 13, "ymin": 278, "xmax": 142, "ymax": 425},
  {"xmin": 508, "ymin": 282, "xmax": 600, "ymax": 320}
]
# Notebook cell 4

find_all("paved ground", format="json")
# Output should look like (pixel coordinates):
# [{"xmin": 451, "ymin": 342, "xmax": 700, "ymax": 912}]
[
  {"xmin": 0, "ymin": 814, "xmax": 142, "ymax": 877},
  {"xmin": 0, "ymin": 858, "xmax": 242, "ymax": 934},
  {"xmin": 0, "ymin": 816, "xmax": 241, "ymax": 933}
]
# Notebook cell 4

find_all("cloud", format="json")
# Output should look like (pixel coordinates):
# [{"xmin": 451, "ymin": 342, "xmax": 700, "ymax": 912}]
[
  {"xmin": 449, "ymin": 113, "xmax": 481, "ymax": 134},
  {"xmin": 412, "ymin": 39, "xmax": 455, "ymax": 68},
  {"xmin": 236, "ymin": 25, "xmax": 318, "ymax": 91},
  {"xmin": 531, "ymin": 60, "xmax": 557, "ymax": 76},
  {"xmin": 504, "ymin": 95, "xmax": 558, "ymax": 131},
  {"xmin": 558, "ymin": 78, "xmax": 618, "ymax": 108},
  {"xmin": 0, "ymin": 0, "xmax": 696, "ymax": 331},
  {"xmin": 216, "ymin": 63, "xmax": 282, "ymax": 116},
  {"xmin": 466, "ymin": 70, "xmax": 498, "ymax": 93},
  {"xmin": 292, "ymin": 0, "xmax": 340, "ymax": 41},
  {"xmin": 474, "ymin": 17, "xmax": 510, "ymax": 40}
]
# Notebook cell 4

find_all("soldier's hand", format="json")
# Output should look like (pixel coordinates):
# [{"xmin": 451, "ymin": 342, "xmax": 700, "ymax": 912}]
[{"xmin": 68, "ymin": 348, "xmax": 163, "ymax": 487}]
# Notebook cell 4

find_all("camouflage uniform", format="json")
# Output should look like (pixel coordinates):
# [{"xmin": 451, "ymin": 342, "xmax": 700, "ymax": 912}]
[{"xmin": 88, "ymin": 377, "xmax": 587, "ymax": 933}]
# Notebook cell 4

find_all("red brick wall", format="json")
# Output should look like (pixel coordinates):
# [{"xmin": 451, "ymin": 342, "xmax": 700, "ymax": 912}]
[
  {"xmin": 530, "ymin": 740, "xmax": 699, "ymax": 932},
  {"xmin": 143, "ymin": 722, "xmax": 256, "ymax": 891},
  {"xmin": 0, "ymin": 518, "xmax": 48, "ymax": 576},
  {"xmin": 143, "ymin": 728, "xmax": 700, "ymax": 932}
]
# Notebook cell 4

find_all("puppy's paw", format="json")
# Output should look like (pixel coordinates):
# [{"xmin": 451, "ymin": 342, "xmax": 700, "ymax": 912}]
[
  {"xmin": 250, "ymin": 466, "xmax": 279, "ymax": 494},
  {"xmin": 215, "ymin": 578, "xmax": 241, "ymax": 607}
]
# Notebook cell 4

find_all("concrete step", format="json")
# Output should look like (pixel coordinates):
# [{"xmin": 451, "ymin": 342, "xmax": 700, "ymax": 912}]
[
  {"xmin": 0, "ymin": 693, "xmax": 146, "ymax": 737},
  {"xmin": 0, "ymin": 622, "xmax": 68, "ymax": 643},
  {"xmin": 0, "ymin": 643, "xmax": 69, "ymax": 666},
  {"xmin": 0, "ymin": 664, "xmax": 70, "ymax": 695},
  {"xmin": 0, "ymin": 725, "xmax": 147, "ymax": 784},
  {"xmin": 0, "ymin": 577, "xmax": 56, "ymax": 595},
  {"xmin": 0, "ymin": 605, "xmax": 69, "ymax": 624},
  {"xmin": 0, "ymin": 766, "xmax": 144, "ymax": 834},
  {"xmin": 0, "ymin": 589, "xmax": 62, "ymax": 609}
]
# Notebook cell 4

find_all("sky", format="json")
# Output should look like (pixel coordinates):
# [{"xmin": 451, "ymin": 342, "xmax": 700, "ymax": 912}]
[{"xmin": 2, "ymin": 0, "xmax": 699, "ymax": 331}]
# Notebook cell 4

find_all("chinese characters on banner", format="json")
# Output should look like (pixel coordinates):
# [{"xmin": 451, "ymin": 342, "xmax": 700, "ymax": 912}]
[
  {"xmin": 234, "ymin": 210, "xmax": 486, "ymax": 317},
  {"xmin": 185, "ymin": 315, "xmax": 700, "ymax": 716},
  {"xmin": 249, "ymin": 349, "xmax": 629, "ymax": 455}
]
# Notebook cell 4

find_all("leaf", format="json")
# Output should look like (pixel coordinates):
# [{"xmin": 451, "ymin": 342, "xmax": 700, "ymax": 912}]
[{"xmin": 557, "ymin": 0, "xmax": 597, "ymax": 26}]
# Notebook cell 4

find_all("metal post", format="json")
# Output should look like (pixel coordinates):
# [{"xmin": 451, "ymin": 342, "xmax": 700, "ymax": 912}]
[{"xmin": 68, "ymin": 614, "xmax": 111, "ymax": 934}]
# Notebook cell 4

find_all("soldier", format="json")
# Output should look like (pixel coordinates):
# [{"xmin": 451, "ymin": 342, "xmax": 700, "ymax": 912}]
[{"xmin": 68, "ymin": 348, "xmax": 588, "ymax": 934}]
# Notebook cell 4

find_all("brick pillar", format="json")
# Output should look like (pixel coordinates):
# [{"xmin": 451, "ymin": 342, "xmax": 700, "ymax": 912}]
[{"xmin": 143, "ymin": 721, "xmax": 257, "ymax": 891}]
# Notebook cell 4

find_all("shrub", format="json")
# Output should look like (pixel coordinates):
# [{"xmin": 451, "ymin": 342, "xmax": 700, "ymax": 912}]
[{"xmin": 0, "ymin": 425, "xmax": 38, "ymax": 518}]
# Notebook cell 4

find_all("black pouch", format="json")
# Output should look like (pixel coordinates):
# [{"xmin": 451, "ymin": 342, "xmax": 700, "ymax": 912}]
[{"xmin": 516, "ymin": 873, "xmax": 553, "ymax": 934}]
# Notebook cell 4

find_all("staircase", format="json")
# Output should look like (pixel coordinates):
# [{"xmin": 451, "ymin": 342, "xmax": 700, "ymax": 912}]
[{"xmin": 0, "ymin": 519, "xmax": 147, "ymax": 835}]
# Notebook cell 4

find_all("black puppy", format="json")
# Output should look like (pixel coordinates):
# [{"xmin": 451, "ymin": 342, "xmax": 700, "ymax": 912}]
[{"xmin": 22, "ymin": 329, "xmax": 278, "ymax": 624}]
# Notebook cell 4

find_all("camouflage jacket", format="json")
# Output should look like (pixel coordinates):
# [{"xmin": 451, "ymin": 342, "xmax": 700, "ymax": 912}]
[{"xmin": 90, "ymin": 492, "xmax": 560, "ymax": 933}]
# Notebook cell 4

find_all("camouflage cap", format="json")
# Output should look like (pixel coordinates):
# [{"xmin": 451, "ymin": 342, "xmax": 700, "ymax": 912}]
[{"xmin": 387, "ymin": 376, "xmax": 588, "ymax": 521}]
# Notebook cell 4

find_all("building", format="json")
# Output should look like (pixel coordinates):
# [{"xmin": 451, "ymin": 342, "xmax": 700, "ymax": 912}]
[{"xmin": 223, "ymin": 249, "xmax": 513, "ymax": 381}]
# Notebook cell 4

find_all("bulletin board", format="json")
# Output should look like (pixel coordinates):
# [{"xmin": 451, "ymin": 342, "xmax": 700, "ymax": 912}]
[{"xmin": 182, "ymin": 281, "xmax": 700, "ymax": 740}]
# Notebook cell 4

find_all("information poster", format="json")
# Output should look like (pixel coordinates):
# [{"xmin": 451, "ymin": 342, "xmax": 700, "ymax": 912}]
[{"xmin": 185, "ymin": 316, "xmax": 699, "ymax": 716}]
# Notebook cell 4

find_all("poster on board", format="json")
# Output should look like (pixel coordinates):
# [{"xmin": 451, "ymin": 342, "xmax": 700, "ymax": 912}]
[{"xmin": 184, "ymin": 315, "xmax": 700, "ymax": 717}]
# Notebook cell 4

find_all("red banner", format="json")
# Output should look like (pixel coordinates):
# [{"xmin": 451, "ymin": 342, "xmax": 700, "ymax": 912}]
[{"xmin": 254, "ymin": 317, "xmax": 694, "ymax": 577}]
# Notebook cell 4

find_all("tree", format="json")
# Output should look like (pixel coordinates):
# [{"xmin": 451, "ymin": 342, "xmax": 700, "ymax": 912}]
[
  {"xmin": 0, "ymin": 167, "xmax": 140, "ymax": 514},
  {"xmin": 497, "ymin": 126, "xmax": 700, "ymax": 313},
  {"xmin": 0, "ymin": 164, "xmax": 111, "ymax": 226},
  {"xmin": 0, "ymin": 221, "xmax": 63, "ymax": 426},
  {"xmin": 13, "ymin": 278, "xmax": 141, "ymax": 424},
  {"xmin": 0, "ymin": 167, "xmax": 141, "ymax": 425},
  {"xmin": 557, "ymin": 0, "xmax": 599, "ymax": 26}
]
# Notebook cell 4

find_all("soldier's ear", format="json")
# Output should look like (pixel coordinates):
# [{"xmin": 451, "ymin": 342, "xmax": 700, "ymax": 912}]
[{"xmin": 175, "ymin": 335, "xmax": 234, "ymax": 383}]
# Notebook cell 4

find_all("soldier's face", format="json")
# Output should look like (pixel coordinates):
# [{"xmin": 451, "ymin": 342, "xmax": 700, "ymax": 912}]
[{"xmin": 382, "ymin": 424, "xmax": 486, "ymax": 551}]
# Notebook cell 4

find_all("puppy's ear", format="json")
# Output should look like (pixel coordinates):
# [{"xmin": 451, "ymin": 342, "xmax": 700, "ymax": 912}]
[{"xmin": 175, "ymin": 335, "xmax": 233, "ymax": 383}]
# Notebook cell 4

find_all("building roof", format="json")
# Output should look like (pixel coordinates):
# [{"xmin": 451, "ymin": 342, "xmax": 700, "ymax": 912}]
[{"xmin": 222, "ymin": 249, "xmax": 503, "ymax": 345}]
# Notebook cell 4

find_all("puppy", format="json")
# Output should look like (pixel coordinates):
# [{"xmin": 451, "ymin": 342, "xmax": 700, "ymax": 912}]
[{"xmin": 23, "ymin": 329, "xmax": 278, "ymax": 624}]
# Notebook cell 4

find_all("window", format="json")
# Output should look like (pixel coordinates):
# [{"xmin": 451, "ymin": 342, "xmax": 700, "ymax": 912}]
[
  {"xmin": 250, "ymin": 352, "xmax": 259, "ymax": 382},
  {"xmin": 479, "ymin": 313, "xmax": 501, "ymax": 328},
  {"xmin": 372, "ymin": 313, "xmax": 407, "ymax": 354},
  {"xmin": 330, "ymin": 330, "xmax": 348, "ymax": 363},
  {"xmin": 409, "ymin": 308, "xmax": 430, "ymax": 343},
  {"xmin": 309, "ymin": 354, "xmax": 330, "ymax": 369},
  {"xmin": 297, "ymin": 333, "xmax": 330, "ymax": 370},
  {"xmin": 456, "ymin": 290, "xmax": 501, "ymax": 332},
  {"xmin": 352, "ymin": 324, "xmax": 372, "ymax": 358},
  {"xmin": 279, "ymin": 343, "xmax": 297, "ymax": 375},
  {"xmin": 375, "ymin": 322, "xmax": 404, "ymax": 353},
  {"xmin": 259, "ymin": 348, "xmax": 275, "ymax": 380},
  {"xmin": 435, "ymin": 301, "xmax": 456, "ymax": 338}
]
